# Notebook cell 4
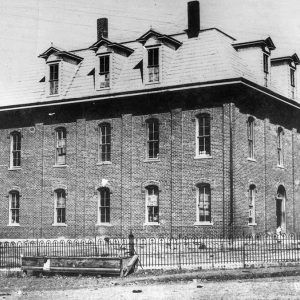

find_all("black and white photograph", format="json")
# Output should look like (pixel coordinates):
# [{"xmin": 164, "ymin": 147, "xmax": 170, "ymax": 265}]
[{"xmin": 0, "ymin": 0, "xmax": 300, "ymax": 299}]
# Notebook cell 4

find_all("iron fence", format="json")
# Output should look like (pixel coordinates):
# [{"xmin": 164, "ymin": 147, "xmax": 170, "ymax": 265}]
[{"xmin": 1, "ymin": 233, "xmax": 300, "ymax": 270}]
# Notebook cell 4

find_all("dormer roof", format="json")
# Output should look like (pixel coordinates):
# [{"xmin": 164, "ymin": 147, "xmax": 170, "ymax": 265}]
[
  {"xmin": 38, "ymin": 46, "xmax": 83, "ymax": 63},
  {"xmin": 137, "ymin": 29, "xmax": 182, "ymax": 49},
  {"xmin": 233, "ymin": 37, "xmax": 276, "ymax": 51},
  {"xmin": 271, "ymin": 53, "xmax": 300, "ymax": 65},
  {"xmin": 89, "ymin": 38, "xmax": 134, "ymax": 56}
]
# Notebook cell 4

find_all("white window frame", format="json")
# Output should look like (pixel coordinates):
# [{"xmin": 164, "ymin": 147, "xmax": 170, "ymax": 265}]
[
  {"xmin": 195, "ymin": 114, "xmax": 211, "ymax": 158},
  {"xmin": 263, "ymin": 52, "xmax": 269, "ymax": 87},
  {"xmin": 145, "ymin": 185, "xmax": 159, "ymax": 225},
  {"xmin": 99, "ymin": 54, "xmax": 110, "ymax": 89},
  {"xmin": 55, "ymin": 127, "xmax": 67, "ymax": 166},
  {"xmin": 195, "ymin": 184, "xmax": 212, "ymax": 225},
  {"xmin": 277, "ymin": 127, "xmax": 284, "ymax": 167},
  {"xmin": 145, "ymin": 45, "xmax": 161, "ymax": 84},
  {"xmin": 247, "ymin": 117, "xmax": 255, "ymax": 160},
  {"xmin": 97, "ymin": 187, "xmax": 111, "ymax": 225},
  {"xmin": 10, "ymin": 131, "xmax": 21, "ymax": 169},
  {"xmin": 53, "ymin": 189, "xmax": 67, "ymax": 226},
  {"xmin": 49, "ymin": 62, "xmax": 60, "ymax": 95},
  {"xmin": 248, "ymin": 185, "xmax": 257, "ymax": 225},
  {"xmin": 8, "ymin": 191, "xmax": 20, "ymax": 226}
]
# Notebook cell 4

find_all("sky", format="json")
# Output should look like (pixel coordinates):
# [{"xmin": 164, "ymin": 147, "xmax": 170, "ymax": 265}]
[{"xmin": 1, "ymin": 0, "xmax": 300, "ymax": 94}]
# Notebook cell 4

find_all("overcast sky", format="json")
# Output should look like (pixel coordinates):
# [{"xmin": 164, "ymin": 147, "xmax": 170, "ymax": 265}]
[{"xmin": 1, "ymin": 0, "xmax": 300, "ymax": 93}]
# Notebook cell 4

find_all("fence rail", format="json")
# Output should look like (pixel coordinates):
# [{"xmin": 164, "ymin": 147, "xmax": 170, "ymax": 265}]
[{"xmin": 1, "ymin": 233, "xmax": 300, "ymax": 269}]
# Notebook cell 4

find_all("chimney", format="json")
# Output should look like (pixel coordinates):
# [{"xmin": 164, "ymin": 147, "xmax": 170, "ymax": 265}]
[
  {"xmin": 97, "ymin": 18, "xmax": 108, "ymax": 40},
  {"xmin": 187, "ymin": 1, "xmax": 200, "ymax": 38}
]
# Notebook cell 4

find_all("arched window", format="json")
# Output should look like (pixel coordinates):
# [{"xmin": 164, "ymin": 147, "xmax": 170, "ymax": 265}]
[
  {"xmin": 98, "ymin": 123, "xmax": 111, "ymax": 162},
  {"xmin": 276, "ymin": 185, "xmax": 286, "ymax": 231},
  {"xmin": 248, "ymin": 184, "xmax": 256, "ymax": 225},
  {"xmin": 98, "ymin": 187, "xmax": 110, "ymax": 223},
  {"xmin": 196, "ymin": 114, "xmax": 211, "ymax": 157},
  {"xmin": 197, "ymin": 183, "xmax": 211, "ymax": 223},
  {"xmin": 277, "ymin": 127, "xmax": 284, "ymax": 166},
  {"xmin": 146, "ymin": 119, "xmax": 159, "ymax": 159},
  {"xmin": 247, "ymin": 117, "xmax": 255, "ymax": 159},
  {"xmin": 55, "ymin": 127, "xmax": 66, "ymax": 165},
  {"xmin": 145, "ymin": 185, "xmax": 159, "ymax": 223},
  {"xmin": 10, "ymin": 131, "xmax": 21, "ymax": 168},
  {"xmin": 9, "ymin": 191, "xmax": 20, "ymax": 225},
  {"xmin": 54, "ymin": 189, "xmax": 66, "ymax": 224}
]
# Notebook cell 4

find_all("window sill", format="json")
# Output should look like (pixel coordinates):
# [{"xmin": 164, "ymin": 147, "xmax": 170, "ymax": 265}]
[
  {"xmin": 194, "ymin": 155, "xmax": 212, "ymax": 160},
  {"xmin": 145, "ymin": 81, "xmax": 160, "ymax": 86},
  {"xmin": 96, "ymin": 87, "xmax": 110, "ymax": 91},
  {"xmin": 143, "ymin": 222, "xmax": 160, "ymax": 226},
  {"xmin": 95, "ymin": 223, "xmax": 112, "ymax": 227},
  {"xmin": 97, "ymin": 161, "xmax": 112, "ymax": 166},
  {"xmin": 194, "ymin": 222, "xmax": 214, "ymax": 226},
  {"xmin": 248, "ymin": 223, "xmax": 257, "ymax": 226},
  {"xmin": 277, "ymin": 165, "xmax": 285, "ymax": 169},
  {"xmin": 7, "ymin": 223, "xmax": 20, "ymax": 227},
  {"xmin": 247, "ymin": 158, "xmax": 256, "ymax": 162},
  {"xmin": 52, "ymin": 223, "xmax": 67, "ymax": 227},
  {"xmin": 144, "ymin": 158, "xmax": 160, "ymax": 163},
  {"xmin": 53, "ymin": 164, "xmax": 68, "ymax": 168},
  {"xmin": 8, "ymin": 167, "xmax": 21, "ymax": 171},
  {"xmin": 46, "ymin": 94, "xmax": 60, "ymax": 98}
]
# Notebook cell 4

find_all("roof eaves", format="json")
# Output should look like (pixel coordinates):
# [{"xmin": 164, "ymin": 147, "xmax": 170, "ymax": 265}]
[
  {"xmin": 233, "ymin": 37, "xmax": 276, "ymax": 50},
  {"xmin": 271, "ymin": 53, "xmax": 300, "ymax": 65},
  {"xmin": 89, "ymin": 38, "xmax": 134, "ymax": 55}
]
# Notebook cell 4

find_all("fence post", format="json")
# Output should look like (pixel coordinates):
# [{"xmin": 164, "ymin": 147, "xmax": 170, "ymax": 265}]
[
  {"xmin": 129, "ymin": 230, "xmax": 134, "ymax": 257},
  {"xmin": 178, "ymin": 234, "xmax": 181, "ymax": 270}
]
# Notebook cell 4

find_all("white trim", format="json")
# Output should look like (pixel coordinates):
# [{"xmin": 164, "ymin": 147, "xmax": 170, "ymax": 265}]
[
  {"xmin": 95, "ymin": 223, "xmax": 112, "ymax": 227},
  {"xmin": 194, "ymin": 155, "xmax": 212, "ymax": 160},
  {"xmin": 52, "ymin": 223, "xmax": 67, "ymax": 227},
  {"xmin": 194, "ymin": 222, "xmax": 213, "ymax": 226},
  {"xmin": 143, "ymin": 222, "xmax": 160, "ymax": 226}
]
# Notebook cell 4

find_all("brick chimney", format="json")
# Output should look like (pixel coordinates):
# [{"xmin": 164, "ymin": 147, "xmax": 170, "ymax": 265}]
[
  {"xmin": 187, "ymin": 1, "xmax": 200, "ymax": 38},
  {"xmin": 97, "ymin": 18, "xmax": 108, "ymax": 40}
]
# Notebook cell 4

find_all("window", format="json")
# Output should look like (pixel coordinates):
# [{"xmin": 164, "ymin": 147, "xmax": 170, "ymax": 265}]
[
  {"xmin": 248, "ymin": 185, "xmax": 256, "ymax": 225},
  {"xmin": 99, "ymin": 55, "xmax": 110, "ymax": 88},
  {"xmin": 98, "ymin": 123, "xmax": 111, "ymax": 162},
  {"xmin": 263, "ymin": 53, "xmax": 269, "ymax": 74},
  {"xmin": 10, "ymin": 132, "xmax": 21, "ymax": 168},
  {"xmin": 146, "ymin": 185, "xmax": 159, "ymax": 223},
  {"xmin": 147, "ymin": 48, "xmax": 159, "ymax": 82},
  {"xmin": 55, "ymin": 127, "xmax": 66, "ymax": 165},
  {"xmin": 290, "ymin": 68, "xmax": 295, "ymax": 87},
  {"xmin": 98, "ymin": 188, "xmax": 110, "ymax": 223},
  {"xmin": 197, "ymin": 184, "xmax": 211, "ymax": 223},
  {"xmin": 9, "ymin": 191, "xmax": 20, "ymax": 225},
  {"xmin": 146, "ymin": 119, "xmax": 159, "ymax": 159},
  {"xmin": 277, "ymin": 127, "xmax": 284, "ymax": 166},
  {"xmin": 49, "ymin": 64, "xmax": 59, "ymax": 95},
  {"xmin": 196, "ymin": 114, "xmax": 211, "ymax": 156},
  {"xmin": 54, "ymin": 189, "xmax": 66, "ymax": 224},
  {"xmin": 247, "ymin": 117, "xmax": 254, "ymax": 159}
]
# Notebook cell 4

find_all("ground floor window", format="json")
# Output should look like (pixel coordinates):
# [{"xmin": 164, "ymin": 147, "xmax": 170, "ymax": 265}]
[
  {"xmin": 146, "ymin": 185, "xmax": 159, "ymax": 223},
  {"xmin": 197, "ymin": 184, "xmax": 211, "ymax": 223}
]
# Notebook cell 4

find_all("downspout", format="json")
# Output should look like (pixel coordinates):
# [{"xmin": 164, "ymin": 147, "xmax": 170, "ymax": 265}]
[
  {"xmin": 229, "ymin": 103, "xmax": 234, "ymax": 235},
  {"xmin": 170, "ymin": 109, "xmax": 173, "ymax": 238},
  {"xmin": 222, "ymin": 105, "xmax": 225, "ymax": 237}
]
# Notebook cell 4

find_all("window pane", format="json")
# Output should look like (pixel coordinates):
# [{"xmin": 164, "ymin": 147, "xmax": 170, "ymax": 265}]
[
  {"xmin": 99, "ymin": 188, "xmax": 110, "ymax": 223},
  {"xmin": 99, "ymin": 124, "xmax": 111, "ymax": 162},
  {"xmin": 198, "ymin": 185, "xmax": 211, "ymax": 222},
  {"xmin": 197, "ymin": 115, "xmax": 211, "ymax": 156}
]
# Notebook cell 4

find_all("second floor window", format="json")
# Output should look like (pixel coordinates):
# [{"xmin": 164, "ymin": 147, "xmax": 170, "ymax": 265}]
[
  {"xmin": 196, "ymin": 114, "xmax": 211, "ymax": 156},
  {"xmin": 55, "ymin": 128, "xmax": 66, "ymax": 165},
  {"xmin": 147, "ymin": 119, "xmax": 159, "ymax": 159},
  {"xmin": 55, "ymin": 189, "xmax": 66, "ymax": 224},
  {"xmin": 148, "ymin": 48, "xmax": 159, "ymax": 82},
  {"xmin": 99, "ymin": 55, "xmax": 110, "ymax": 88},
  {"xmin": 9, "ymin": 191, "xmax": 20, "ymax": 225},
  {"xmin": 247, "ymin": 117, "xmax": 254, "ymax": 159},
  {"xmin": 49, "ymin": 64, "xmax": 59, "ymax": 95},
  {"xmin": 10, "ymin": 132, "xmax": 21, "ymax": 168},
  {"xmin": 99, "ymin": 123, "xmax": 111, "ymax": 162},
  {"xmin": 277, "ymin": 127, "xmax": 284, "ymax": 166}
]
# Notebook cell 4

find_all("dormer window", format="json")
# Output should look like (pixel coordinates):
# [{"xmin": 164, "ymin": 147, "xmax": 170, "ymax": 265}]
[
  {"xmin": 263, "ymin": 53, "xmax": 269, "ymax": 87},
  {"xmin": 49, "ymin": 63, "xmax": 59, "ymax": 95},
  {"xmin": 99, "ymin": 55, "xmax": 110, "ymax": 88},
  {"xmin": 148, "ymin": 48, "xmax": 159, "ymax": 83},
  {"xmin": 291, "ymin": 68, "xmax": 295, "ymax": 87}
]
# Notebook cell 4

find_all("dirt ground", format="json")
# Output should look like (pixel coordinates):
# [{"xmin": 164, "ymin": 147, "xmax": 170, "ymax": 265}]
[{"xmin": 1, "ymin": 276, "xmax": 300, "ymax": 299}]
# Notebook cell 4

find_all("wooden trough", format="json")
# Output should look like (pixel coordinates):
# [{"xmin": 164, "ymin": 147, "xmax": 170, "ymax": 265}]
[{"xmin": 21, "ymin": 256, "xmax": 136, "ymax": 277}]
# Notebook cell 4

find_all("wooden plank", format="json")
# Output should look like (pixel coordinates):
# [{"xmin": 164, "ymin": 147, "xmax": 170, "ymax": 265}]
[
  {"xmin": 49, "ymin": 257, "xmax": 121, "ymax": 269},
  {"xmin": 21, "ymin": 257, "xmax": 45, "ymax": 267},
  {"xmin": 48, "ymin": 267, "xmax": 120, "ymax": 274}
]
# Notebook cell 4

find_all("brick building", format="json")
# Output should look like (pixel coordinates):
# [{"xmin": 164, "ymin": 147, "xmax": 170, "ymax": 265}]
[{"xmin": 1, "ymin": 1, "xmax": 300, "ymax": 238}]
